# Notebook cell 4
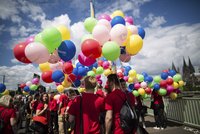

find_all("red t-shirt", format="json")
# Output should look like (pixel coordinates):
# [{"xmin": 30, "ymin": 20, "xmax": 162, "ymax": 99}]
[
  {"xmin": 152, "ymin": 91, "xmax": 163, "ymax": 105},
  {"xmin": 37, "ymin": 102, "xmax": 48, "ymax": 118},
  {"xmin": 31, "ymin": 100, "xmax": 39, "ymax": 113},
  {"xmin": 96, "ymin": 89, "xmax": 105, "ymax": 98},
  {"xmin": 0, "ymin": 105, "xmax": 16, "ymax": 134},
  {"xmin": 59, "ymin": 94, "xmax": 69, "ymax": 108},
  {"xmin": 105, "ymin": 89, "xmax": 135, "ymax": 134},
  {"xmin": 49, "ymin": 99, "xmax": 58, "ymax": 112},
  {"xmin": 68, "ymin": 92, "xmax": 105, "ymax": 134}
]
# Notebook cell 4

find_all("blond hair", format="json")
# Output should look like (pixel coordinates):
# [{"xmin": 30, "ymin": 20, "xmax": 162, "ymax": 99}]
[
  {"xmin": 84, "ymin": 76, "xmax": 97, "ymax": 90},
  {"xmin": 0, "ymin": 95, "xmax": 12, "ymax": 107}
]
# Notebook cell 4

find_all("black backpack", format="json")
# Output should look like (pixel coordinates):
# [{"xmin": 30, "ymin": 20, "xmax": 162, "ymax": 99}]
[{"xmin": 118, "ymin": 93, "xmax": 139, "ymax": 132}]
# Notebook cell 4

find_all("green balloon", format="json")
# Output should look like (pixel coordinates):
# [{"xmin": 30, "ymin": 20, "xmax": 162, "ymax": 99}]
[
  {"xmin": 158, "ymin": 88, "xmax": 167, "ymax": 96},
  {"xmin": 35, "ymin": 32, "xmax": 44, "ymax": 44},
  {"xmin": 81, "ymin": 34, "xmax": 93, "ymax": 43},
  {"xmin": 154, "ymin": 76, "xmax": 161, "ymax": 83},
  {"xmin": 87, "ymin": 71, "xmax": 95, "ymax": 76},
  {"xmin": 30, "ymin": 84, "xmax": 38, "ymax": 91},
  {"xmin": 173, "ymin": 74, "xmax": 182, "ymax": 82},
  {"xmin": 84, "ymin": 17, "xmax": 97, "ymax": 33},
  {"xmin": 102, "ymin": 41, "xmax": 120, "ymax": 61},
  {"xmin": 41, "ymin": 27, "xmax": 62, "ymax": 53},
  {"xmin": 96, "ymin": 67, "xmax": 104, "ymax": 74},
  {"xmin": 148, "ymin": 82, "xmax": 154, "ymax": 88},
  {"xmin": 132, "ymin": 90, "xmax": 139, "ymax": 97},
  {"xmin": 137, "ymin": 74, "xmax": 144, "ymax": 82},
  {"xmin": 142, "ymin": 94, "xmax": 148, "ymax": 99}
]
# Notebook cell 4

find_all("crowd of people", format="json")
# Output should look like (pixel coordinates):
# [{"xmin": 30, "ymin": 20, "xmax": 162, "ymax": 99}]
[{"xmin": 0, "ymin": 73, "xmax": 167, "ymax": 134}]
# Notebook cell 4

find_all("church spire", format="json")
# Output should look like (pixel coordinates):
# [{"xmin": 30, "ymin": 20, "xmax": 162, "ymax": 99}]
[
  {"xmin": 172, "ymin": 62, "xmax": 177, "ymax": 72},
  {"xmin": 188, "ymin": 57, "xmax": 195, "ymax": 73}
]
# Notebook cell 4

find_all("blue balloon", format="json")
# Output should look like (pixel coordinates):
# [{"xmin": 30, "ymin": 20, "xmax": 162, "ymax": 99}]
[
  {"xmin": 100, "ymin": 57, "xmax": 107, "ymax": 61},
  {"xmin": 58, "ymin": 40, "xmax": 76, "ymax": 61},
  {"xmin": 154, "ymin": 83, "xmax": 160, "ymax": 91},
  {"xmin": 138, "ymin": 27, "xmax": 145, "ymax": 39},
  {"xmin": 92, "ymin": 62, "xmax": 98, "ymax": 68},
  {"xmin": 52, "ymin": 70, "xmax": 65, "ymax": 83},
  {"xmin": 78, "ymin": 66, "xmax": 87, "ymax": 76},
  {"xmin": 145, "ymin": 76, "xmax": 153, "ymax": 83},
  {"xmin": 72, "ymin": 79, "xmax": 81, "ymax": 87},
  {"xmin": 124, "ymin": 66, "xmax": 131, "ymax": 72},
  {"xmin": 23, "ymin": 86, "xmax": 30, "ymax": 92},
  {"xmin": 128, "ymin": 84, "xmax": 134, "ymax": 91},
  {"xmin": 111, "ymin": 16, "xmax": 125, "ymax": 27},
  {"xmin": 161, "ymin": 72, "xmax": 168, "ymax": 80},
  {"xmin": 169, "ymin": 70, "xmax": 176, "ymax": 77},
  {"xmin": 72, "ymin": 68, "xmax": 79, "ymax": 76},
  {"xmin": 0, "ymin": 83, "xmax": 6, "ymax": 93},
  {"xmin": 124, "ymin": 71, "xmax": 129, "ymax": 76},
  {"xmin": 142, "ymin": 72, "xmax": 148, "ymax": 77}
]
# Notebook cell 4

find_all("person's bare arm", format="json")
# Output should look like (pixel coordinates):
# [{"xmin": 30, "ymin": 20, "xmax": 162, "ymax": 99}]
[
  {"xmin": 10, "ymin": 117, "xmax": 17, "ymax": 126},
  {"xmin": 105, "ymin": 110, "xmax": 113, "ymax": 134},
  {"xmin": 36, "ymin": 104, "xmax": 48, "ymax": 116}
]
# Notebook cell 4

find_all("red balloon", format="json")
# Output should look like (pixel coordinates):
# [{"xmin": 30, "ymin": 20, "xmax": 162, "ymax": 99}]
[
  {"xmin": 63, "ymin": 62, "xmax": 73, "ymax": 74},
  {"xmin": 13, "ymin": 42, "xmax": 32, "ymax": 63},
  {"xmin": 160, "ymin": 80, "xmax": 167, "ymax": 88},
  {"xmin": 145, "ymin": 87, "xmax": 152, "ymax": 94},
  {"xmin": 20, "ymin": 83, "xmax": 26, "ymax": 88},
  {"xmin": 162, "ymin": 69, "xmax": 169, "ymax": 73},
  {"xmin": 166, "ymin": 78, "xmax": 173, "ymax": 85},
  {"xmin": 117, "ymin": 72, "xmax": 124, "ymax": 78},
  {"xmin": 42, "ymin": 71, "xmax": 53, "ymax": 83},
  {"xmin": 81, "ymin": 39, "xmax": 102, "ymax": 59},
  {"xmin": 98, "ymin": 60, "xmax": 103, "ymax": 66},
  {"xmin": 67, "ymin": 73, "xmax": 76, "ymax": 82}
]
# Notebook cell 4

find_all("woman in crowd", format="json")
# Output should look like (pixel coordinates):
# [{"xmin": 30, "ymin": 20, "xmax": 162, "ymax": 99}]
[{"xmin": 0, "ymin": 95, "xmax": 18, "ymax": 134}]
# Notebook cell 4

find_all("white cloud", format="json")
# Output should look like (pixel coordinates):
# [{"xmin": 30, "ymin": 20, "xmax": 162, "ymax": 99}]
[
  {"xmin": 144, "ymin": 13, "xmax": 167, "ymax": 28},
  {"xmin": 0, "ymin": 64, "xmax": 40, "ymax": 90},
  {"xmin": 128, "ymin": 23, "xmax": 200, "ymax": 75}
]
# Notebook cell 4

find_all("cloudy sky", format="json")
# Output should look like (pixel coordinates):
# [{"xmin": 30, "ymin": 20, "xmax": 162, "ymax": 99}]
[{"xmin": 0, "ymin": 0, "xmax": 200, "ymax": 90}]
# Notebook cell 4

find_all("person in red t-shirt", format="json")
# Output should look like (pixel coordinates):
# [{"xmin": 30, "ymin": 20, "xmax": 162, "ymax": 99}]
[
  {"xmin": 35, "ymin": 93, "xmax": 49, "ymax": 133},
  {"xmin": 30, "ymin": 93, "xmax": 40, "ymax": 115},
  {"xmin": 68, "ymin": 76, "xmax": 105, "ymax": 134},
  {"xmin": 105, "ymin": 74, "xmax": 136, "ymax": 134},
  {"xmin": 151, "ymin": 90, "xmax": 166, "ymax": 130},
  {"xmin": 49, "ymin": 92, "xmax": 58, "ymax": 133},
  {"xmin": 58, "ymin": 92, "xmax": 69, "ymax": 134},
  {"xmin": 0, "ymin": 95, "xmax": 17, "ymax": 134}
]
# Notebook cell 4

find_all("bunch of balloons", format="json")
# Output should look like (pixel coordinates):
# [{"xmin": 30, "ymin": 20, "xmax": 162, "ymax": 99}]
[
  {"xmin": 0, "ymin": 83, "xmax": 10, "ymax": 97},
  {"xmin": 83, "ymin": 10, "xmax": 145, "ymax": 63},
  {"xmin": 19, "ymin": 77, "xmax": 40, "ymax": 95}
]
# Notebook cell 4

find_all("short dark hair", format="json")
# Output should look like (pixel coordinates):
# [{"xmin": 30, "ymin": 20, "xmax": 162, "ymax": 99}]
[{"xmin": 107, "ymin": 74, "xmax": 120, "ymax": 86}]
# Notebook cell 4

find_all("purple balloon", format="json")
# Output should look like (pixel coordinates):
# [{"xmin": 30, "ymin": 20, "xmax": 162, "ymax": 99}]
[
  {"xmin": 98, "ymin": 14, "xmax": 111, "ymax": 21},
  {"xmin": 78, "ymin": 52, "xmax": 96, "ymax": 66}
]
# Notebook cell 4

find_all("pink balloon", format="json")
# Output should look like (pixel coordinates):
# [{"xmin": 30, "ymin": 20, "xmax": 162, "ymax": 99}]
[
  {"xmin": 102, "ymin": 61, "xmax": 110, "ymax": 69},
  {"xmin": 48, "ymin": 50, "xmax": 60, "ymax": 64},
  {"xmin": 123, "ymin": 76, "xmax": 128, "ymax": 82},
  {"xmin": 26, "ymin": 81, "xmax": 32, "ymax": 86},
  {"xmin": 127, "ymin": 25, "xmax": 138, "ymax": 35},
  {"xmin": 78, "ymin": 52, "xmax": 96, "ymax": 66},
  {"xmin": 167, "ymin": 85, "xmax": 174, "ymax": 94},
  {"xmin": 97, "ymin": 80, "xmax": 102, "ymax": 85},
  {"xmin": 95, "ymin": 75, "xmax": 101, "ymax": 80},
  {"xmin": 134, "ymin": 83, "xmax": 141, "ymax": 89},
  {"xmin": 98, "ymin": 14, "xmax": 111, "ymax": 21},
  {"xmin": 120, "ymin": 53, "xmax": 131, "ymax": 62},
  {"xmin": 50, "ymin": 61, "xmax": 63, "ymax": 71},
  {"xmin": 32, "ymin": 78, "xmax": 40, "ymax": 84},
  {"xmin": 125, "ymin": 16, "xmax": 134, "ymax": 25},
  {"xmin": 97, "ymin": 19, "xmax": 111, "ymax": 31},
  {"xmin": 25, "ymin": 36, "xmax": 35, "ymax": 44},
  {"xmin": 92, "ymin": 25, "xmax": 110, "ymax": 46},
  {"xmin": 110, "ymin": 24, "xmax": 128, "ymax": 45},
  {"xmin": 25, "ymin": 42, "xmax": 50, "ymax": 64}
]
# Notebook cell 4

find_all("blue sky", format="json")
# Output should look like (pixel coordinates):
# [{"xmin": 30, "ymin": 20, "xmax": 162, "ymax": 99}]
[{"xmin": 0, "ymin": 0, "xmax": 200, "ymax": 89}]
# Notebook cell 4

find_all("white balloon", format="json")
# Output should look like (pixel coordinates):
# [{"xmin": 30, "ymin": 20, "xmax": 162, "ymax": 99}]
[{"xmin": 110, "ymin": 24, "xmax": 127, "ymax": 45}]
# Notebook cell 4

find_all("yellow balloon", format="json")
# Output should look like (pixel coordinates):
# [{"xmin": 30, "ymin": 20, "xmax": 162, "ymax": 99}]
[
  {"xmin": 57, "ymin": 85, "xmax": 64, "ymax": 93},
  {"xmin": 39, "ymin": 62, "xmax": 51, "ymax": 72},
  {"xmin": 111, "ymin": 10, "xmax": 124, "ymax": 18},
  {"xmin": 129, "ymin": 70, "xmax": 137, "ymax": 77},
  {"xmin": 1, "ymin": 89, "xmax": 9, "ymax": 96},
  {"xmin": 178, "ymin": 80, "xmax": 184, "ymax": 87},
  {"xmin": 138, "ymin": 88, "xmax": 146, "ymax": 96},
  {"xmin": 23, "ymin": 91, "xmax": 29, "ymax": 95},
  {"xmin": 62, "ymin": 80, "xmax": 71, "ymax": 88},
  {"xmin": 173, "ymin": 82, "xmax": 179, "ymax": 89},
  {"xmin": 79, "ymin": 88, "xmax": 85, "ymax": 93},
  {"xmin": 56, "ymin": 25, "xmax": 70, "ymax": 41},
  {"xmin": 128, "ymin": 77, "xmax": 134, "ymax": 83},
  {"xmin": 122, "ymin": 29, "xmax": 132, "ymax": 47},
  {"xmin": 170, "ymin": 92, "xmax": 177, "ymax": 100},
  {"xmin": 104, "ymin": 69, "xmax": 112, "ymax": 76},
  {"xmin": 126, "ymin": 35, "xmax": 143, "ymax": 55}
]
